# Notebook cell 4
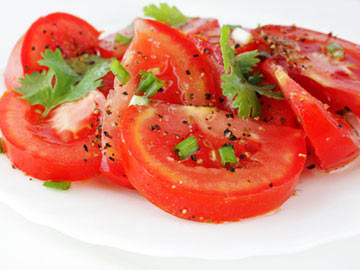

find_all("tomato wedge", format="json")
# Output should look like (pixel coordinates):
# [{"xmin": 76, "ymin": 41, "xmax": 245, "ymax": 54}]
[
  {"xmin": 119, "ymin": 104, "xmax": 306, "ymax": 222},
  {"xmin": 263, "ymin": 60, "xmax": 360, "ymax": 170},
  {"xmin": 21, "ymin": 12, "xmax": 100, "ymax": 73},
  {"xmin": 102, "ymin": 19, "xmax": 225, "ymax": 187},
  {"xmin": 252, "ymin": 25, "xmax": 360, "ymax": 117},
  {"xmin": 0, "ymin": 90, "xmax": 104, "ymax": 181}
]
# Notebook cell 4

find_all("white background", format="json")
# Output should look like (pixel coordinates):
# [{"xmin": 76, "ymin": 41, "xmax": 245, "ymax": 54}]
[{"xmin": 1, "ymin": 0, "xmax": 360, "ymax": 269}]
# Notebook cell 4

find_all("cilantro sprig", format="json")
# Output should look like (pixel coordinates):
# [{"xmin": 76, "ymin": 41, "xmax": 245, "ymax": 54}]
[
  {"xmin": 143, "ymin": 3, "xmax": 189, "ymax": 27},
  {"xmin": 220, "ymin": 25, "xmax": 283, "ymax": 118},
  {"xmin": 15, "ymin": 49, "xmax": 112, "ymax": 118}
]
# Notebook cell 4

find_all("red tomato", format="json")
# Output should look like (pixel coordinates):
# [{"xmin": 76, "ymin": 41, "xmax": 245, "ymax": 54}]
[
  {"xmin": 0, "ymin": 90, "xmax": 105, "ymax": 181},
  {"xmin": 98, "ymin": 25, "xmax": 134, "ymax": 59},
  {"xmin": 4, "ymin": 37, "xmax": 24, "ymax": 90},
  {"xmin": 252, "ymin": 25, "xmax": 360, "ymax": 117},
  {"xmin": 102, "ymin": 19, "xmax": 225, "ymax": 188},
  {"xmin": 21, "ymin": 12, "xmax": 100, "ymax": 73},
  {"xmin": 263, "ymin": 60, "xmax": 360, "ymax": 170},
  {"xmin": 119, "ymin": 104, "xmax": 306, "ymax": 222}
]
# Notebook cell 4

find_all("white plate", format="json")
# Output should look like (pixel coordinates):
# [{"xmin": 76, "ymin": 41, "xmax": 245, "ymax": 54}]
[{"xmin": 1, "ymin": 0, "xmax": 360, "ymax": 259}]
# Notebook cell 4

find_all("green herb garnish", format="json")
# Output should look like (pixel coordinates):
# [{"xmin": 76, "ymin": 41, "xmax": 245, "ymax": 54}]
[
  {"xmin": 110, "ymin": 59, "xmax": 130, "ymax": 85},
  {"xmin": 326, "ymin": 42, "xmax": 345, "ymax": 59},
  {"xmin": 43, "ymin": 181, "xmax": 71, "ymax": 190},
  {"xmin": 218, "ymin": 144, "xmax": 238, "ymax": 167},
  {"xmin": 174, "ymin": 135, "xmax": 199, "ymax": 160},
  {"xmin": 136, "ymin": 71, "xmax": 163, "ymax": 98},
  {"xmin": 15, "ymin": 49, "xmax": 112, "ymax": 118},
  {"xmin": 115, "ymin": 33, "xmax": 133, "ymax": 44},
  {"xmin": 0, "ymin": 138, "xmax": 3, "ymax": 154},
  {"xmin": 143, "ymin": 3, "xmax": 189, "ymax": 27},
  {"xmin": 220, "ymin": 25, "xmax": 283, "ymax": 119},
  {"xmin": 66, "ymin": 54, "xmax": 114, "ymax": 75}
]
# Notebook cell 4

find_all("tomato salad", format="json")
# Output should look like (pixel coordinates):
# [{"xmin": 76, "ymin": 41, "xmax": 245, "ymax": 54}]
[{"xmin": 1, "ymin": 4, "xmax": 359, "ymax": 223}]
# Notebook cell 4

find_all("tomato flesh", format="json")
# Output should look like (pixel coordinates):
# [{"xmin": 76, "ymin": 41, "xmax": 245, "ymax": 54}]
[
  {"xmin": 0, "ymin": 91, "xmax": 103, "ymax": 181},
  {"xmin": 21, "ymin": 12, "xmax": 100, "ymax": 73},
  {"xmin": 119, "ymin": 104, "xmax": 306, "ymax": 222},
  {"xmin": 252, "ymin": 25, "xmax": 360, "ymax": 117},
  {"xmin": 102, "ymin": 19, "xmax": 225, "ymax": 188},
  {"xmin": 263, "ymin": 60, "xmax": 360, "ymax": 170}
]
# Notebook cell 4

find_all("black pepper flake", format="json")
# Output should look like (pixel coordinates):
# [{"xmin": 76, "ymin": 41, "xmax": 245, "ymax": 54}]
[
  {"xmin": 45, "ymin": 44, "xmax": 50, "ymax": 49},
  {"xmin": 83, "ymin": 144, "xmax": 88, "ymax": 152},
  {"xmin": 234, "ymin": 43, "xmax": 240, "ymax": 49},
  {"xmin": 182, "ymin": 120, "xmax": 189, "ymax": 125},
  {"xmin": 31, "ymin": 46, "xmax": 35, "ymax": 51},
  {"xmin": 186, "ymin": 70, "xmax": 191, "ymax": 75},
  {"xmin": 229, "ymin": 167, "xmax": 235, "ymax": 172},
  {"xmin": 239, "ymin": 154, "xmax": 246, "ymax": 159},
  {"xmin": 269, "ymin": 183, "xmax": 274, "ymax": 188},
  {"xmin": 157, "ymin": 114, "xmax": 163, "ymax": 118},
  {"xmin": 338, "ymin": 124, "xmax": 343, "ymax": 128},
  {"xmin": 203, "ymin": 48, "xmax": 210, "ymax": 54},
  {"xmin": 193, "ymin": 54, "xmax": 199, "ymax": 58},
  {"xmin": 219, "ymin": 97, "xmax": 224, "ymax": 103},
  {"xmin": 106, "ymin": 110, "xmax": 112, "ymax": 115},
  {"xmin": 190, "ymin": 155, "xmax": 197, "ymax": 161},
  {"xmin": 226, "ymin": 113, "xmax": 234, "ymax": 119},
  {"xmin": 103, "ymin": 131, "xmax": 113, "ymax": 139},
  {"xmin": 109, "ymin": 157, "xmax": 115, "ymax": 162},
  {"xmin": 224, "ymin": 128, "xmax": 237, "ymax": 141},
  {"xmin": 104, "ymin": 143, "xmax": 112, "ymax": 149},
  {"xmin": 84, "ymin": 158, "xmax": 88, "ymax": 162},
  {"xmin": 205, "ymin": 93, "xmax": 211, "ymax": 100},
  {"xmin": 307, "ymin": 164, "xmax": 316, "ymax": 170},
  {"xmin": 43, "ymin": 29, "xmax": 47, "ymax": 34},
  {"xmin": 122, "ymin": 91, "xmax": 128, "ymax": 96},
  {"xmin": 158, "ymin": 88, "xmax": 164, "ymax": 93},
  {"xmin": 150, "ymin": 124, "xmax": 161, "ymax": 131}
]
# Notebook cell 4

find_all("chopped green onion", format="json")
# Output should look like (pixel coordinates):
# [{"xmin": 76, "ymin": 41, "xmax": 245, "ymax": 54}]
[
  {"xmin": 0, "ymin": 138, "xmax": 3, "ymax": 154},
  {"xmin": 326, "ymin": 42, "xmax": 345, "ymax": 59},
  {"xmin": 174, "ymin": 135, "xmax": 199, "ymax": 160},
  {"xmin": 218, "ymin": 144, "xmax": 238, "ymax": 167},
  {"xmin": 129, "ymin": 95, "xmax": 150, "ymax": 106},
  {"xmin": 43, "ymin": 181, "xmax": 71, "ymax": 190},
  {"xmin": 114, "ymin": 33, "xmax": 133, "ymax": 44},
  {"xmin": 110, "ymin": 59, "xmax": 130, "ymax": 85},
  {"xmin": 136, "ymin": 71, "xmax": 163, "ymax": 98}
]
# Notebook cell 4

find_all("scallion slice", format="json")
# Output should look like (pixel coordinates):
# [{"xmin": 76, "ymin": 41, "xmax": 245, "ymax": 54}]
[
  {"xmin": 114, "ymin": 33, "xmax": 133, "ymax": 44},
  {"xmin": 174, "ymin": 135, "xmax": 199, "ymax": 160},
  {"xmin": 129, "ymin": 95, "xmax": 150, "ymax": 106},
  {"xmin": 218, "ymin": 144, "xmax": 238, "ymax": 167},
  {"xmin": 136, "ymin": 71, "xmax": 163, "ymax": 98},
  {"xmin": 326, "ymin": 42, "xmax": 345, "ymax": 59},
  {"xmin": 43, "ymin": 181, "xmax": 71, "ymax": 190},
  {"xmin": 110, "ymin": 59, "xmax": 130, "ymax": 85}
]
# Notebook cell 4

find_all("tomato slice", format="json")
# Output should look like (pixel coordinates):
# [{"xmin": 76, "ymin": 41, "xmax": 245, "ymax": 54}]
[
  {"xmin": 252, "ymin": 25, "xmax": 360, "ymax": 117},
  {"xmin": 21, "ymin": 12, "xmax": 100, "ymax": 73},
  {"xmin": 263, "ymin": 60, "xmax": 360, "ymax": 170},
  {"xmin": 119, "ymin": 104, "xmax": 306, "ymax": 222},
  {"xmin": 98, "ymin": 25, "xmax": 134, "ymax": 59},
  {"xmin": 102, "ymin": 19, "xmax": 225, "ymax": 188},
  {"xmin": 0, "ymin": 90, "xmax": 104, "ymax": 181},
  {"xmin": 4, "ymin": 37, "xmax": 24, "ymax": 90}
]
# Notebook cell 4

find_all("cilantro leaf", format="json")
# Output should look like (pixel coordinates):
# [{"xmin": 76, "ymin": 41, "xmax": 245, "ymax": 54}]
[
  {"xmin": 143, "ymin": 3, "xmax": 189, "ymax": 27},
  {"xmin": 219, "ymin": 25, "xmax": 283, "ymax": 119},
  {"xmin": 115, "ymin": 33, "xmax": 133, "ymax": 44},
  {"xmin": 66, "ymin": 54, "xmax": 114, "ymax": 75},
  {"xmin": 15, "ymin": 49, "xmax": 112, "ymax": 118}
]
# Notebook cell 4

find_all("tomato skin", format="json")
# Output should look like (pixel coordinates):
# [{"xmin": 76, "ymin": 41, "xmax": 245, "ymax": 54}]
[
  {"xmin": 0, "ymin": 91, "xmax": 102, "ymax": 181},
  {"xmin": 4, "ymin": 37, "xmax": 24, "ymax": 90},
  {"xmin": 263, "ymin": 60, "xmax": 360, "ymax": 170},
  {"xmin": 119, "ymin": 104, "xmax": 306, "ymax": 222},
  {"xmin": 252, "ymin": 25, "xmax": 360, "ymax": 117},
  {"xmin": 102, "ymin": 19, "xmax": 225, "ymax": 188},
  {"xmin": 21, "ymin": 12, "xmax": 100, "ymax": 73}
]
